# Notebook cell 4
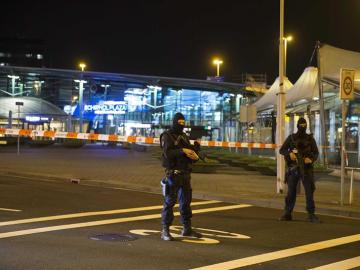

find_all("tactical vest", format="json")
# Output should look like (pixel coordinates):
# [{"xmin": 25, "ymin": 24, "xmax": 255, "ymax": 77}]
[{"xmin": 160, "ymin": 130, "xmax": 190, "ymax": 169}]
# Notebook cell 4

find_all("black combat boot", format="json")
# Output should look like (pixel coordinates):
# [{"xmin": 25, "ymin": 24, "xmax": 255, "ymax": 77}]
[
  {"xmin": 181, "ymin": 222, "xmax": 202, "ymax": 238},
  {"xmin": 161, "ymin": 225, "xmax": 174, "ymax": 241},
  {"xmin": 279, "ymin": 212, "xmax": 292, "ymax": 221},
  {"xmin": 307, "ymin": 213, "xmax": 321, "ymax": 223}
]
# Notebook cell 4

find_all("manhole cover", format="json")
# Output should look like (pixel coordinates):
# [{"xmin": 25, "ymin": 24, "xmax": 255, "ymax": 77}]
[{"xmin": 89, "ymin": 233, "xmax": 138, "ymax": 242}]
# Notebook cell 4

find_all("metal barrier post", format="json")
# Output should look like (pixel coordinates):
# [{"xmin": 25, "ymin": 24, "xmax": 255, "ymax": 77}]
[{"xmin": 350, "ymin": 169, "xmax": 354, "ymax": 205}]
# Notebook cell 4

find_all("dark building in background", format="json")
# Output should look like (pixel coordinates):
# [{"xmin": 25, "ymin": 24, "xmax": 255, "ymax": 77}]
[{"xmin": 0, "ymin": 37, "xmax": 45, "ymax": 68}]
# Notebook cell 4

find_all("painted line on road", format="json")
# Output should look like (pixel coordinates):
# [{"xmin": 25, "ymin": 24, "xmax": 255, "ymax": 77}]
[
  {"xmin": 308, "ymin": 256, "xmax": 360, "ymax": 270},
  {"xmin": 189, "ymin": 234, "xmax": 360, "ymax": 270},
  {"xmin": 0, "ymin": 204, "xmax": 251, "ymax": 239},
  {"xmin": 0, "ymin": 200, "xmax": 221, "ymax": 227},
  {"xmin": 0, "ymin": 208, "xmax": 21, "ymax": 212}
]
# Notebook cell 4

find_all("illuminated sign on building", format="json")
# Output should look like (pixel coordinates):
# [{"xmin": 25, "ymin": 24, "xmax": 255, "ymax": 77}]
[
  {"xmin": 84, "ymin": 101, "xmax": 128, "ymax": 115},
  {"xmin": 25, "ymin": 116, "xmax": 49, "ymax": 122}
]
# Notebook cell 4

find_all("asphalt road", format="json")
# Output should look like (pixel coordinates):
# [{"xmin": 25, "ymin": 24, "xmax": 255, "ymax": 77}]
[{"xmin": 0, "ymin": 174, "xmax": 359, "ymax": 270}]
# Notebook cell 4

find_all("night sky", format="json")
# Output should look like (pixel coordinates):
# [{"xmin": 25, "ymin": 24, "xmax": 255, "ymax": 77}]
[{"xmin": 1, "ymin": 0, "xmax": 360, "ymax": 83}]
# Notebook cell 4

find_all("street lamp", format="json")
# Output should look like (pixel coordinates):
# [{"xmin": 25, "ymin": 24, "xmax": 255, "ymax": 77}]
[
  {"xmin": 15, "ymin": 101, "xmax": 24, "ymax": 155},
  {"xmin": 100, "ymin": 84, "xmax": 110, "ymax": 134},
  {"xmin": 74, "ymin": 79, "xmax": 87, "ymax": 132},
  {"xmin": 276, "ymin": 0, "xmax": 286, "ymax": 194},
  {"xmin": 213, "ymin": 59, "xmax": 223, "ymax": 77},
  {"xmin": 79, "ymin": 62, "xmax": 86, "ymax": 72},
  {"xmin": 283, "ymin": 35, "xmax": 293, "ymax": 76}
]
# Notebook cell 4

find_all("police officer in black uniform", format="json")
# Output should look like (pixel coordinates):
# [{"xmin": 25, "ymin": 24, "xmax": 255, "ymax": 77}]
[
  {"xmin": 279, "ymin": 117, "xmax": 320, "ymax": 223},
  {"xmin": 160, "ymin": 112, "xmax": 202, "ymax": 241}
]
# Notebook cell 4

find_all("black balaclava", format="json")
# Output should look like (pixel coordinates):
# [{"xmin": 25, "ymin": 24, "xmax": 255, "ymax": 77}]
[
  {"xmin": 297, "ymin": 117, "xmax": 307, "ymax": 137},
  {"xmin": 172, "ymin": 112, "xmax": 185, "ymax": 134}
]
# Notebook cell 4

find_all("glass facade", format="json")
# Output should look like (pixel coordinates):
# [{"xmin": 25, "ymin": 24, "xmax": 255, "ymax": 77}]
[
  {"xmin": 0, "ymin": 66, "xmax": 254, "ymax": 141},
  {"xmin": 254, "ymin": 88, "xmax": 360, "ymax": 166}
]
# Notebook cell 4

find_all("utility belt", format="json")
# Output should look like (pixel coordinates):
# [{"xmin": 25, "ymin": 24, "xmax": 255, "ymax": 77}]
[
  {"xmin": 286, "ymin": 165, "xmax": 313, "ymax": 178},
  {"xmin": 165, "ymin": 169, "xmax": 190, "ymax": 177},
  {"xmin": 161, "ymin": 169, "xmax": 190, "ymax": 196},
  {"xmin": 287, "ymin": 165, "xmax": 299, "ymax": 174}
]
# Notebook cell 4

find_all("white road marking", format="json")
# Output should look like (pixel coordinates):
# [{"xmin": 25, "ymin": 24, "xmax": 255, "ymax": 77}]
[
  {"xmin": 0, "ymin": 200, "xmax": 220, "ymax": 227},
  {"xmin": 129, "ymin": 229, "xmax": 220, "ymax": 244},
  {"xmin": 170, "ymin": 226, "xmax": 250, "ymax": 239},
  {"xmin": 0, "ymin": 208, "xmax": 21, "ymax": 212},
  {"xmin": 189, "ymin": 234, "xmax": 360, "ymax": 270},
  {"xmin": 130, "ymin": 226, "xmax": 251, "ymax": 245},
  {"xmin": 0, "ymin": 204, "xmax": 251, "ymax": 239},
  {"xmin": 309, "ymin": 256, "xmax": 360, "ymax": 270}
]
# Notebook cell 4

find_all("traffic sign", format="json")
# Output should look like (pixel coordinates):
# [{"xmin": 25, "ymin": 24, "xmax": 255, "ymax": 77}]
[{"xmin": 340, "ymin": 68, "xmax": 355, "ymax": 100}]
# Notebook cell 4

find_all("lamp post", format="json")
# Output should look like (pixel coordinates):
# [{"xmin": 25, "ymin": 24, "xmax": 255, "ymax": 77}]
[
  {"xmin": 284, "ymin": 35, "xmax": 292, "ymax": 76},
  {"xmin": 8, "ymin": 75, "xmax": 19, "ymax": 96},
  {"xmin": 235, "ymin": 94, "xmax": 242, "ymax": 150},
  {"xmin": 74, "ymin": 79, "xmax": 87, "ymax": 132},
  {"xmin": 15, "ymin": 101, "xmax": 24, "ymax": 155},
  {"xmin": 213, "ymin": 59, "xmax": 223, "ymax": 77},
  {"xmin": 100, "ymin": 84, "xmax": 110, "ymax": 133},
  {"xmin": 75, "ymin": 62, "xmax": 87, "ymax": 133},
  {"xmin": 276, "ymin": 0, "xmax": 286, "ymax": 193}
]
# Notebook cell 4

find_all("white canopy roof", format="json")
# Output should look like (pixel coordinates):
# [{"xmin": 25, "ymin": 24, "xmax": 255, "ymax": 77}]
[
  {"xmin": 0, "ymin": 97, "xmax": 67, "ymax": 119},
  {"xmin": 286, "ymin": 66, "xmax": 319, "ymax": 104},
  {"xmin": 254, "ymin": 77, "xmax": 293, "ymax": 111},
  {"xmin": 319, "ymin": 44, "xmax": 360, "ymax": 89}
]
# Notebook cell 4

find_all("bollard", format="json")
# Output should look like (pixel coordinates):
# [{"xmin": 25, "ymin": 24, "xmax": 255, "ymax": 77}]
[{"xmin": 349, "ymin": 169, "xmax": 354, "ymax": 205}]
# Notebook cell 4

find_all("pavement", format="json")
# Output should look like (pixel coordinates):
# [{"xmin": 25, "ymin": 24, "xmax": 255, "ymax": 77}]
[
  {"xmin": 1, "ymin": 175, "xmax": 360, "ymax": 270},
  {"xmin": 0, "ymin": 143, "xmax": 359, "ymax": 219}
]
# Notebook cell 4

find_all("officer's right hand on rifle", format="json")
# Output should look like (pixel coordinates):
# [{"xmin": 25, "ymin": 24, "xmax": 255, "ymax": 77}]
[{"xmin": 289, "ymin": 152, "xmax": 297, "ymax": 161}]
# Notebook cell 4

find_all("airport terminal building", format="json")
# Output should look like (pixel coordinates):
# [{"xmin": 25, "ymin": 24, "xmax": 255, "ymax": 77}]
[{"xmin": 0, "ymin": 66, "xmax": 256, "ymax": 141}]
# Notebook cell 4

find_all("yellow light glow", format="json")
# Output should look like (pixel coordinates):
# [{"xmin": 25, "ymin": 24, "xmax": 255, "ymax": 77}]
[
  {"xmin": 213, "ymin": 59, "xmax": 223, "ymax": 65},
  {"xmin": 79, "ymin": 63, "xmax": 86, "ymax": 71},
  {"xmin": 285, "ymin": 36, "xmax": 293, "ymax": 41}
]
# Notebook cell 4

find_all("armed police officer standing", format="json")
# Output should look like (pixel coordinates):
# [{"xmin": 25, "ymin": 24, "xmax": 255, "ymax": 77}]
[
  {"xmin": 159, "ymin": 112, "xmax": 203, "ymax": 241},
  {"xmin": 279, "ymin": 117, "xmax": 320, "ymax": 223}
]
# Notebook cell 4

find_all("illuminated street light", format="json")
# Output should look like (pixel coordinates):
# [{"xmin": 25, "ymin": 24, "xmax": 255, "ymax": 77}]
[
  {"xmin": 284, "ymin": 35, "xmax": 292, "ymax": 42},
  {"xmin": 213, "ymin": 59, "xmax": 223, "ymax": 77},
  {"xmin": 283, "ymin": 35, "xmax": 293, "ymax": 76},
  {"xmin": 79, "ymin": 62, "xmax": 86, "ymax": 72}
]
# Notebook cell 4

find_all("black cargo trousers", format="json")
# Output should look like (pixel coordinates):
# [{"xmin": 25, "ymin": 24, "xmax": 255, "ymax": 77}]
[
  {"xmin": 161, "ymin": 171, "xmax": 192, "ymax": 226},
  {"xmin": 285, "ymin": 167, "xmax": 315, "ymax": 214}
]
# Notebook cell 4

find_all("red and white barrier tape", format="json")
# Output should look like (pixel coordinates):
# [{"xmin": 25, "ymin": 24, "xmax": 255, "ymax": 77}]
[{"xmin": 0, "ymin": 128, "xmax": 277, "ymax": 149}]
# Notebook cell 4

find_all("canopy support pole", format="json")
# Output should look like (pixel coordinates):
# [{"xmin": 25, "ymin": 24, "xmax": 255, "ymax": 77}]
[{"xmin": 316, "ymin": 41, "xmax": 328, "ymax": 167}]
